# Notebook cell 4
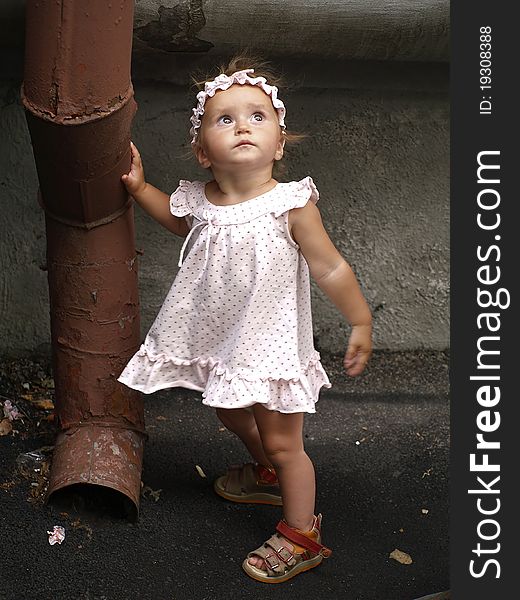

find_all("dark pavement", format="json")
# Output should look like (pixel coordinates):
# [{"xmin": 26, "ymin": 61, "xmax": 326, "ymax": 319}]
[{"xmin": 0, "ymin": 351, "xmax": 449, "ymax": 600}]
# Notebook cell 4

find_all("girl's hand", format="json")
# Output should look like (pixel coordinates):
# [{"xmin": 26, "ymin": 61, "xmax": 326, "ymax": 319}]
[
  {"xmin": 343, "ymin": 324, "xmax": 372, "ymax": 377},
  {"xmin": 121, "ymin": 141, "xmax": 146, "ymax": 196}
]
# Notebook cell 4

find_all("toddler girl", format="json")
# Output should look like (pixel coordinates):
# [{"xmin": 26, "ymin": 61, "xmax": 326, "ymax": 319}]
[{"xmin": 118, "ymin": 55, "xmax": 372, "ymax": 583}]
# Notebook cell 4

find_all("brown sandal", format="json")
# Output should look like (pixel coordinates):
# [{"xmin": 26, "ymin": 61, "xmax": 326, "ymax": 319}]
[
  {"xmin": 214, "ymin": 462, "xmax": 282, "ymax": 506},
  {"xmin": 242, "ymin": 514, "xmax": 332, "ymax": 583}
]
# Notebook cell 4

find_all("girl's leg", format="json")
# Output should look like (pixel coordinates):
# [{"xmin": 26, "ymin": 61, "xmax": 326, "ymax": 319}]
[
  {"xmin": 215, "ymin": 407, "xmax": 272, "ymax": 468},
  {"xmin": 249, "ymin": 404, "xmax": 316, "ymax": 569}
]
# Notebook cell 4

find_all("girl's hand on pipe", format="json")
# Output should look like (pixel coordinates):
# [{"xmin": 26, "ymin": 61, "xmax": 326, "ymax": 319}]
[{"xmin": 121, "ymin": 141, "xmax": 146, "ymax": 196}]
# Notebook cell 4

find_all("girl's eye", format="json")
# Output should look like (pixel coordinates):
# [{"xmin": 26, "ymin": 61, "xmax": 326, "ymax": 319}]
[
  {"xmin": 252, "ymin": 113, "xmax": 264, "ymax": 122},
  {"xmin": 218, "ymin": 115, "xmax": 233, "ymax": 125}
]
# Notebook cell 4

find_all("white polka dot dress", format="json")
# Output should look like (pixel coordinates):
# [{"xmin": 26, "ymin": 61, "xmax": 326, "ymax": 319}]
[{"xmin": 118, "ymin": 176, "xmax": 331, "ymax": 414}]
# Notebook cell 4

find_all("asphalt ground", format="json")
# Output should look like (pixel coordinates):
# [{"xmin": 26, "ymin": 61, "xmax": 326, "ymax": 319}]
[{"xmin": 0, "ymin": 351, "xmax": 450, "ymax": 600}]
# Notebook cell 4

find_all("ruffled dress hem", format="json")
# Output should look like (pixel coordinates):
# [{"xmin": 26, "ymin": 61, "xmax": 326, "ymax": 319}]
[{"xmin": 117, "ymin": 347, "xmax": 331, "ymax": 414}]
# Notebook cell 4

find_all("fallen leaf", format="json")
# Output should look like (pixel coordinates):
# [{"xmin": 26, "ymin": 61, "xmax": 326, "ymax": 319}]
[
  {"xmin": 421, "ymin": 508, "xmax": 429, "ymax": 515},
  {"xmin": 389, "ymin": 548, "xmax": 413, "ymax": 565},
  {"xmin": 40, "ymin": 378, "xmax": 55, "ymax": 389},
  {"xmin": 150, "ymin": 488, "xmax": 161, "ymax": 501},
  {"xmin": 141, "ymin": 485, "xmax": 162, "ymax": 502},
  {"xmin": 32, "ymin": 399, "xmax": 54, "ymax": 411},
  {"xmin": 70, "ymin": 520, "xmax": 93, "ymax": 540},
  {"xmin": 195, "ymin": 465, "xmax": 206, "ymax": 478},
  {"xmin": 156, "ymin": 416, "xmax": 167, "ymax": 421},
  {"xmin": 0, "ymin": 419, "xmax": 13, "ymax": 436}
]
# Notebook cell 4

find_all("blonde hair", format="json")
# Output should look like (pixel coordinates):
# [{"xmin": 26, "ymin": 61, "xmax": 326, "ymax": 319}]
[{"xmin": 190, "ymin": 52, "xmax": 306, "ymax": 173}]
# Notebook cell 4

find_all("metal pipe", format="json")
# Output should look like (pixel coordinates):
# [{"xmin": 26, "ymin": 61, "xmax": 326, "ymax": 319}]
[{"xmin": 21, "ymin": 0, "xmax": 145, "ymax": 520}]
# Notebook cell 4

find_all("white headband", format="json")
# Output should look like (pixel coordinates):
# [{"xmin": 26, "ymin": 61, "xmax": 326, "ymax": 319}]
[{"xmin": 190, "ymin": 68, "xmax": 286, "ymax": 145}]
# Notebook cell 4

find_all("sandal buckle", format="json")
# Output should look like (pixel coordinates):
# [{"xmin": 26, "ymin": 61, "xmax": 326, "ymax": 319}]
[
  {"xmin": 276, "ymin": 546, "xmax": 294, "ymax": 563},
  {"xmin": 264, "ymin": 553, "xmax": 280, "ymax": 569}
]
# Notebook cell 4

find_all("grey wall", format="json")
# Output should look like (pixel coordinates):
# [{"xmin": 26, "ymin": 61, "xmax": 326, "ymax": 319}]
[
  {"xmin": 0, "ymin": 1, "xmax": 449, "ymax": 356},
  {"xmin": 132, "ymin": 0, "xmax": 449, "ymax": 61}
]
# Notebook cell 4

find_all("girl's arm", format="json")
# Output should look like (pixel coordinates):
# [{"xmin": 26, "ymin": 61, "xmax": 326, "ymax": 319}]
[
  {"xmin": 121, "ymin": 142, "xmax": 190, "ymax": 237},
  {"xmin": 289, "ymin": 201, "xmax": 372, "ymax": 377}
]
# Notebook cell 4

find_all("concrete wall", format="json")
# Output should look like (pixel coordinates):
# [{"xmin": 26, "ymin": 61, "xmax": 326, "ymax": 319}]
[
  {"xmin": 132, "ymin": 0, "xmax": 449, "ymax": 61},
  {"xmin": 0, "ymin": 1, "xmax": 449, "ymax": 356}
]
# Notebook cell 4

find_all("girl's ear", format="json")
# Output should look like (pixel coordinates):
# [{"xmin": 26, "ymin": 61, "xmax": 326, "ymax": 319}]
[
  {"xmin": 274, "ymin": 134, "xmax": 285, "ymax": 161},
  {"xmin": 194, "ymin": 142, "xmax": 211, "ymax": 169}
]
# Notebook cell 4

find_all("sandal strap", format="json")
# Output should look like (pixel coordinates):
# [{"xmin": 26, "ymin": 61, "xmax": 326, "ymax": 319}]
[
  {"xmin": 276, "ymin": 520, "xmax": 333, "ymax": 558},
  {"xmin": 224, "ymin": 464, "xmax": 244, "ymax": 493},
  {"xmin": 225, "ymin": 462, "xmax": 278, "ymax": 493},
  {"xmin": 263, "ymin": 536, "xmax": 296, "ymax": 565},
  {"xmin": 225, "ymin": 463, "xmax": 255, "ymax": 493},
  {"xmin": 248, "ymin": 536, "xmax": 296, "ymax": 575},
  {"xmin": 257, "ymin": 464, "xmax": 278, "ymax": 485}
]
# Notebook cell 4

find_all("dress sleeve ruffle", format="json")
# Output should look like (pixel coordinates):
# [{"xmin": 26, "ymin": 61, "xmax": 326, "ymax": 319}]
[
  {"xmin": 169, "ymin": 180, "xmax": 192, "ymax": 217},
  {"xmin": 272, "ymin": 176, "xmax": 319, "ymax": 217}
]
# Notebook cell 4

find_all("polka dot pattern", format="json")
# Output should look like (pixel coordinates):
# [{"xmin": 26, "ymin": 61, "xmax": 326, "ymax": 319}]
[{"xmin": 118, "ymin": 177, "xmax": 331, "ymax": 413}]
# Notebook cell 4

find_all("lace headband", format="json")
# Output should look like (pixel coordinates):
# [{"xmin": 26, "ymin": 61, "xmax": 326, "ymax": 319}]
[{"xmin": 190, "ymin": 68, "xmax": 286, "ymax": 145}]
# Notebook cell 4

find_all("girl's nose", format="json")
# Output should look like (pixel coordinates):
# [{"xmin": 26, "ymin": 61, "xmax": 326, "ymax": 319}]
[{"xmin": 235, "ymin": 119, "xmax": 251, "ymax": 134}]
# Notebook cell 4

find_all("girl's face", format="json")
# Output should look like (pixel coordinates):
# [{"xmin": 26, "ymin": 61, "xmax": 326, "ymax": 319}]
[{"xmin": 195, "ymin": 84, "xmax": 285, "ymax": 174}]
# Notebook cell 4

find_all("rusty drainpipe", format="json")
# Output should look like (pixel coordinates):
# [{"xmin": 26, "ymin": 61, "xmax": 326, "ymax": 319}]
[{"xmin": 21, "ymin": 0, "xmax": 145, "ymax": 520}]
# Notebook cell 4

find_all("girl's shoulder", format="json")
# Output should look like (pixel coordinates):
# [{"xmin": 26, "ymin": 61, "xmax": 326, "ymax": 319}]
[
  {"xmin": 169, "ymin": 179, "xmax": 206, "ymax": 217},
  {"xmin": 247, "ymin": 176, "xmax": 320, "ymax": 220},
  {"xmin": 264, "ymin": 177, "xmax": 320, "ymax": 220},
  {"xmin": 275, "ymin": 176, "xmax": 320, "ymax": 210},
  {"xmin": 169, "ymin": 177, "xmax": 320, "ymax": 222}
]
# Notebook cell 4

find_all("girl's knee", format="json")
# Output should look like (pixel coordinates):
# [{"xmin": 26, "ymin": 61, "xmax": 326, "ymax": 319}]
[{"xmin": 262, "ymin": 442, "xmax": 305, "ymax": 467}]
